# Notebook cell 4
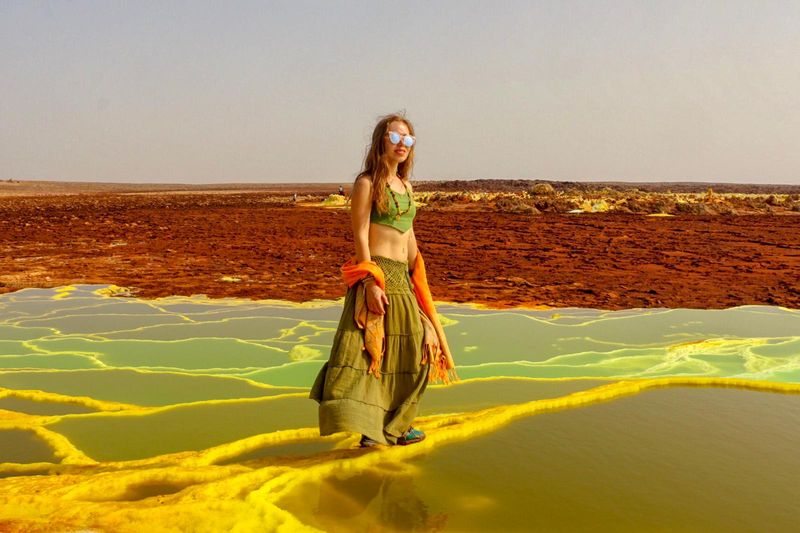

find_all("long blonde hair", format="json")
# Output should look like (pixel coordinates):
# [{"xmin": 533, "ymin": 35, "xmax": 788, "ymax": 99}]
[{"xmin": 354, "ymin": 112, "xmax": 416, "ymax": 216}]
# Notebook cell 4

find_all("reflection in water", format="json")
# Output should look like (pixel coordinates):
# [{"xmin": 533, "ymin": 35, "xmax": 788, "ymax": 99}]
[
  {"xmin": 0, "ymin": 285, "xmax": 799, "ymax": 531},
  {"xmin": 286, "ymin": 463, "xmax": 448, "ymax": 532}
]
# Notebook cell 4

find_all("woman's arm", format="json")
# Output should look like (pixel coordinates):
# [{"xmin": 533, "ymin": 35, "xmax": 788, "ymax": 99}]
[
  {"xmin": 351, "ymin": 176, "xmax": 372, "ymax": 263},
  {"xmin": 406, "ymin": 180, "xmax": 418, "ymax": 269},
  {"xmin": 407, "ymin": 226, "xmax": 418, "ymax": 269},
  {"xmin": 352, "ymin": 177, "xmax": 388, "ymax": 314}
]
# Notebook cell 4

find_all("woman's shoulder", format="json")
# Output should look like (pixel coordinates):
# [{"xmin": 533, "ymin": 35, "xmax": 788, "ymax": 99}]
[
  {"xmin": 352, "ymin": 175, "xmax": 377, "ymax": 215},
  {"xmin": 354, "ymin": 174, "xmax": 372, "ymax": 187}
]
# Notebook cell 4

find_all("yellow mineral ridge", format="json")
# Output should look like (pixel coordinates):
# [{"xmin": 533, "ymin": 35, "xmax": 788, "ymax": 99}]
[{"xmin": 1, "ymin": 376, "xmax": 799, "ymax": 532}]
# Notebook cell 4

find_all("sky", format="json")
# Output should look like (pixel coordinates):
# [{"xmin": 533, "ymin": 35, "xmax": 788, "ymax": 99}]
[{"xmin": 1, "ymin": 0, "xmax": 799, "ymax": 184}]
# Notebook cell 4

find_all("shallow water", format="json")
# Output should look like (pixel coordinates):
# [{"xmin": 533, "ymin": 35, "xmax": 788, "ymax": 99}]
[
  {"xmin": 0, "ymin": 429, "xmax": 59, "ymax": 463},
  {"xmin": 0, "ymin": 284, "xmax": 799, "ymax": 531},
  {"xmin": 279, "ymin": 387, "xmax": 800, "ymax": 532}
]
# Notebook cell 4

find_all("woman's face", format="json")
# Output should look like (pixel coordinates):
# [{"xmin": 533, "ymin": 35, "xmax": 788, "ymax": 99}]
[{"xmin": 383, "ymin": 120, "xmax": 412, "ymax": 165}]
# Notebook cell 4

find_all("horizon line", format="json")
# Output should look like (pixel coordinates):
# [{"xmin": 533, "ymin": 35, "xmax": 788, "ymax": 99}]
[{"xmin": 4, "ymin": 177, "xmax": 799, "ymax": 187}]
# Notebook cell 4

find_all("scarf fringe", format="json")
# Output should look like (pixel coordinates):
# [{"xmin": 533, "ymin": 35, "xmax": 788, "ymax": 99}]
[{"xmin": 428, "ymin": 357, "xmax": 460, "ymax": 385}]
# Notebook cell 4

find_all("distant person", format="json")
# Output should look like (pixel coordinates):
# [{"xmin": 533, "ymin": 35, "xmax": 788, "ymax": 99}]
[
  {"xmin": 292, "ymin": 192, "xmax": 297, "ymax": 203},
  {"xmin": 338, "ymin": 185, "xmax": 345, "ymax": 196},
  {"xmin": 309, "ymin": 112, "xmax": 457, "ymax": 448}
]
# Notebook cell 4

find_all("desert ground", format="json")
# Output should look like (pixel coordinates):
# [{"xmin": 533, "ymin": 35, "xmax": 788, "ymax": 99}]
[{"xmin": 1, "ymin": 179, "xmax": 799, "ymax": 310}]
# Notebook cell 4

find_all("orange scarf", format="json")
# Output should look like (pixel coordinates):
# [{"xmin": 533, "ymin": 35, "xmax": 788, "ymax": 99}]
[{"xmin": 341, "ymin": 251, "xmax": 458, "ymax": 385}]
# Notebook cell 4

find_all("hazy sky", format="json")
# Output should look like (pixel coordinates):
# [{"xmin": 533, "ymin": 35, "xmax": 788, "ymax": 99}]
[{"xmin": 2, "ymin": 1, "xmax": 799, "ymax": 184}]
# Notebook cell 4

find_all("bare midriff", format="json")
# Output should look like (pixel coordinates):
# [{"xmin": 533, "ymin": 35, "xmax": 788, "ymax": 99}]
[{"xmin": 368, "ymin": 222, "xmax": 411, "ymax": 263}]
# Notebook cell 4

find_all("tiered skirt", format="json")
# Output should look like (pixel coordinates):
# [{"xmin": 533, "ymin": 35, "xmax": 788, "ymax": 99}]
[{"xmin": 309, "ymin": 255, "xmax": 430, "ymax": 444}]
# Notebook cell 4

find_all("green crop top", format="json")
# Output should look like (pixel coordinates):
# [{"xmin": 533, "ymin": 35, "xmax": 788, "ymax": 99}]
[{"xmin": 370, "ymin": 184, "xmax": 416, "ymax": 233}]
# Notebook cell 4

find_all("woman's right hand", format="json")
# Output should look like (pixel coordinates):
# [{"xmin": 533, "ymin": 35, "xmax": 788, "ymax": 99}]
[{"xmin": 365, "ymin": 280, "xmax": 389, "ymax": 315}]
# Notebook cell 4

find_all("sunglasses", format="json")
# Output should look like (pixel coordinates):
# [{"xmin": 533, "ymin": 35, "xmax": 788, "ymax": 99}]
[{"xmin": 387, "ymin": 130, "xmax": 415, "ymax": 148}]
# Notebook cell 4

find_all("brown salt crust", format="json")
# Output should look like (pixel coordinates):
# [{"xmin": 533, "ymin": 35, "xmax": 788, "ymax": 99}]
[{"xmin": 1, "ymin": 191, "xmax": 799, "ymax": 310}]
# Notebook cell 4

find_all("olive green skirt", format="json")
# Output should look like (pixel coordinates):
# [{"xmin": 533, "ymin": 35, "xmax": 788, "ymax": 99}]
[{"xmin": 309, "ymin": 255, "xmax": 430, "ymax": 445}]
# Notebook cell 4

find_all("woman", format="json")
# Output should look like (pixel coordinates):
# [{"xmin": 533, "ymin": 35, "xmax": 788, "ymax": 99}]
[{"xmin": 309, "ymin": 113, "xmax": 457, "ymax": 448}]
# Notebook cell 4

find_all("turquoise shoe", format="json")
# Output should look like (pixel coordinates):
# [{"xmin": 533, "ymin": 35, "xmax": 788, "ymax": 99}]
[{"xmin": 397, "ymin": 427, "xmax": 426, "ymax": 445}]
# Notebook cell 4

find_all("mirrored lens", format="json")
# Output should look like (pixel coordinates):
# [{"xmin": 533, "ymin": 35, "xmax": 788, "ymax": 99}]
[
  {"xmin": 402, "ymin": 135, "xmax": 415, "ymax": 147},
  {"xmin": 388, "ymin": 131, "xmax": 401, "ymax": 144}
]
